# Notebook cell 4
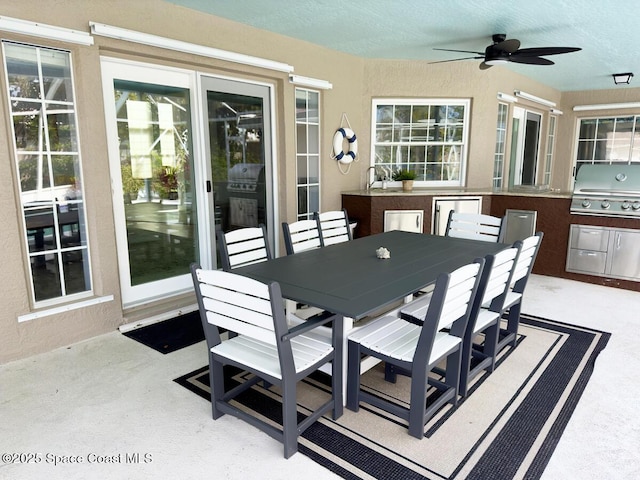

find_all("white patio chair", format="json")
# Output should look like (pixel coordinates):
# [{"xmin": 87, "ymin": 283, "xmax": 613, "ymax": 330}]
[
  {"xmin": 496, "ymin": 232, "xmax": 544, "ymax": 354},
  {"xmin": 282, "ymin": 219, "xmax": 322, "ymax": 255},
  {"xmin": 191, "ymin": 264, "xmax": 343, "ymax": 458},
  {"xmin": 346, "ymin": 259, "xmax": 484, "ymax": 438},
  {"xmin": 314, "ymin": 209, "xmax": 352, "ymax": 246},
  {"xmin": 216, "ymin": 225, "xmax": 271, "ymax": 271},
  {"xmin": 445, "ymin": 211, "xmax": 505, "ymax": 242}
]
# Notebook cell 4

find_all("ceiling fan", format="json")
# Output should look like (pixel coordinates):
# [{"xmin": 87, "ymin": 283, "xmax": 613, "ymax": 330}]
[{"xmin": 431, "ymin": 34, "xmax": 581, "ymax": 70}]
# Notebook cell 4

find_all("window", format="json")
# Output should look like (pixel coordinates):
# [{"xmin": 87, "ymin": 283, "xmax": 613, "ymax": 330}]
[
  {"xmin": 371, "ymin": 99, "xmax": 470, "ymax": 187},
  {"xmin": 544, "ymin": 115, "xmax": 557, "ymax": 185},
  {"xmin": 3, "ymin": 41, "xmax": 91, "ymax": 305},
  {"xmin": 295, "ymin": 88, "xmax": 320, "ymax": 219},
  {"xmin": 493, "ymin": 102, "xmax": 509, "ymax": 188},
  {"xmin": 575, "ymin": 116, "xmax": 640, "ymax": 172},
  {"xmin": 509, "ymin": 107, "xmax": 542, "ymax": 187}
]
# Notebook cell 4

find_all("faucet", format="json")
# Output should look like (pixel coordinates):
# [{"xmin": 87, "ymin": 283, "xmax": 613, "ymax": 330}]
[{"xmin": 365, "ymin": 166, "xmax": 378, "ymax": 190}]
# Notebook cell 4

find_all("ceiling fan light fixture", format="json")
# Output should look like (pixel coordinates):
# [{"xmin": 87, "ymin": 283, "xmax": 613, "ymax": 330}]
[
  {"xmin": 613, "ymin": 72, "xmax": 633, "ymax": 85},
  {"xmin": 485, "ymin": 58, "xmax": 509, "ymax": 66}
]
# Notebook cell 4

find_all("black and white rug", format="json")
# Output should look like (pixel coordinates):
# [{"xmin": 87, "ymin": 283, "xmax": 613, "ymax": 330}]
[{"xmin": 174, "ymin": 315, "xmax": 610, "ymax": 480}]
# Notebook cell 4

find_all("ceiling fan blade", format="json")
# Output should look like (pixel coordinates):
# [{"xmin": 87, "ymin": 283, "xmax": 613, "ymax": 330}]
[
  {"xmin": 493, "ymin": 38, "xmax": 520, "ymax": 53},
  {"xmin": 509, "ymin": 56, "xmax": 554, "ymax": 65},
  {"xmin": 513, "ymin": 46, "xmax": 582, "ymax": 57},
  {"xmin": 429, "ymin": 56, "xmax": 483, "ymax": 64},
  {"xmin": 433, "ymin": 47, "xmax": 485, "ymax": 56},
  {"xmin": 479, "ymin": 61, "xmax": 493, "ymax": 70}
]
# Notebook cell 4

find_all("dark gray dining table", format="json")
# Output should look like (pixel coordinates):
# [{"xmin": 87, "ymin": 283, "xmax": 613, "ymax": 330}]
[
  {"xmin": 235, "ymin": 230, "xmax": 507, "ymax": 321},
  {"xmin": 234, "ymin": 230, "xmax": 507, "ymax": 402}
]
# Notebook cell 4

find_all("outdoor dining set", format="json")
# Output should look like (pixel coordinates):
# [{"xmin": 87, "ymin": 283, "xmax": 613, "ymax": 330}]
[{"xmin": 191, "ymin": 209, "xmax": 543, "ymax": 458}]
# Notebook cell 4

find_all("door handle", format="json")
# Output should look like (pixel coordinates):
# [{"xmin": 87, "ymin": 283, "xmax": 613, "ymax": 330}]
[
  {"xmin": 416, "ymin": 215, "xmax": 419, "ymax": 228},
  {"xmin": 206, "ymin": 180, "xmax": 212, "ymax": 193}
]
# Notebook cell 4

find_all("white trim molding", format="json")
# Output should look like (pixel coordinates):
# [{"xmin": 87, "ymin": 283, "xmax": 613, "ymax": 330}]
[
  {"xmin": 0, "ymin": 15, "xmax": 94, "ymax": 45},
  {"xmin": 289, "ymin": 74, "xmax": 332, "ymax": 90},
  {"xmin": 18, "ymin": 295, "xmax": 114, "ymax": 323},
  {"xmin": 89, "ymin": 22, "xmax": 294, "ymax": 73},
  {"xmin": 514, "ymin": 90, "xmax": 556, "ymax": 108},
  {"xmin": 497, "ymin": 92, "xmax": 517, "ymax": 103},
  {"xmin": 573, "ymin": 102, "xmax": 640, "ymax": 112}
]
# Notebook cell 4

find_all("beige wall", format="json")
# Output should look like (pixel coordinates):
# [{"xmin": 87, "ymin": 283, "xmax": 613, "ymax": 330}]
[{"xmin": 1, "ymin": 0, "xmax": 638, "ymax": 363}]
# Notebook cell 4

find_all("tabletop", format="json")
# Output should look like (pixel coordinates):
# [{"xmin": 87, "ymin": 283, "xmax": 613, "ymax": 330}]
[{"xmin": 235, "ymin": 230, "xmax": 506, "ymax": 320}]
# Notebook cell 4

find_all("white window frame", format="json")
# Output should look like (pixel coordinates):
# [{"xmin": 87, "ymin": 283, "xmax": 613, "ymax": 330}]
[
  {"xmin": 544, "ymin": 115, "xmax": 557, "ymax": 185},
  {"xmin": 2, "ymin": 40, "xmax": 93, "ymax": 307},
  {"xmin": 573, "ymin": 115, "xmax": 640, "ymax": 174},
  {"xmin": 370, "ymin": 98, "xmax": 470, "ymax": 187},
  {"xmin": 295, "ymin": 87, "xmax": 321, "ymax": 220},
  {"xmin": 493, "ymin": 102, "xmax": 509, "ymax": 188}
]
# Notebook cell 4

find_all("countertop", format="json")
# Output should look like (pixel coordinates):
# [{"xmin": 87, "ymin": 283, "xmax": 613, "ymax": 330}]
[{"xmin": 342, "ymin": 187, "xmax": 572, "ymax": 199}]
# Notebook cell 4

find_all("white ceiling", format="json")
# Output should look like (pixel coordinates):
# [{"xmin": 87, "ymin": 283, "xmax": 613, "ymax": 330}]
[{"xmin": 166, "ymin": 0, "xmax": 640, "ymax": 92}]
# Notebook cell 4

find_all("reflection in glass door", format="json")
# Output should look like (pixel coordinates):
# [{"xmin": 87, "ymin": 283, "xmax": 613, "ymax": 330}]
[
  {"xmin": 102, "ymin": 59, "xmax": 198, "ymax": 307},
  {"xmin": 200, "ymin": 77, "xmax": 274, "ymax": 267}
]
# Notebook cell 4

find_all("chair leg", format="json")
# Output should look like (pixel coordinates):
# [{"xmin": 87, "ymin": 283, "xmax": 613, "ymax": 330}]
[
  {"xmin": 384, "ymin": 362, "xmax": 398, "ymax": 383},
  {"xmin": 408, "ymin": 370, "xmax": 428, "ymax": 439},
  {"xmin": 445, "ymin": 349, "xmax": 462, "ymax": 407},
  {"xmin": 506, "ymin": 301, "xmax": 523, "ymax": 347},
  {"xmin": 282, "ymin": 379, "xmax": 298, "ymax": 459},
  {"xmin": 209, "ymin": 355, "xmax": 225, "ymax": 420},
  {"xmin": 346, "ymin": 341, "xmax": 362, "ymax": 412},
  {"xmin": 483, "ymin": 323, "xmax": 500, "ymax": 372},
  {"xmin": 459, "ymin": 329, "xmax": 474, "ymax": 397}
]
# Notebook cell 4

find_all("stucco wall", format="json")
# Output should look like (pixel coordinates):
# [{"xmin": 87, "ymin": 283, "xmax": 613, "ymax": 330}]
[{"xmin": 1, "ymin": 0, "xmax": 639, "ymax": 363}]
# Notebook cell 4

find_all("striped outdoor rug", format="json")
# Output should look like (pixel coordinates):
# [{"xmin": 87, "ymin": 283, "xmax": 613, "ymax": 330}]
[{"xmin": 174, "ymin": 314, "xmax": 609, "ymax": 480}]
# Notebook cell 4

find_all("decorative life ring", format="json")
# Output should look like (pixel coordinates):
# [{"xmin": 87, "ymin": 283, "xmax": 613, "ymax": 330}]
[{"xmin": 332, "ymin": 127, "xmax": 358, "ymax": 164}]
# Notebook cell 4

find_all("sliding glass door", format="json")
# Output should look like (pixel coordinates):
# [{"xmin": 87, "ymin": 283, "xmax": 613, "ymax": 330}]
[
  {"xmin": 101, "ymin": 58, "xmax": 198, "ymax": 307},
  {"xmin": 101, "ymin": 59, "xmax": 277, "ymax": 307}
]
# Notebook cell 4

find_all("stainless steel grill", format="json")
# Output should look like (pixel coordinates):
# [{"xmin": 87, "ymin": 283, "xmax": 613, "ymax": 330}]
[{"xmin": 570, "ymin": 164, "xmax": 640, "ymax": 218}]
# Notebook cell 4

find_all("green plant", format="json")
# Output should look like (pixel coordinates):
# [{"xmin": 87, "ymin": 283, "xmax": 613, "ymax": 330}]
[{"xmin": 392, "ymin": 169, "xmax": 417, "ymax": 181}]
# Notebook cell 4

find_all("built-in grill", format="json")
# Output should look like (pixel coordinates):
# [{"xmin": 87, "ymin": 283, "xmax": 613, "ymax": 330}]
[
  {"xmin": 226, "ymin": 163, "xmax": 264, "ymax": 227},
  {"xmin": 570, "ymin": 164, "xmax": 640, "ymax": 218}
]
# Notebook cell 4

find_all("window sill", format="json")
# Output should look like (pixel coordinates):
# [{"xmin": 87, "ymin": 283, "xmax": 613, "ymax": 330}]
[{"xmin": 18, "ymin": 295, "xmax": 115, "ymax": 323}]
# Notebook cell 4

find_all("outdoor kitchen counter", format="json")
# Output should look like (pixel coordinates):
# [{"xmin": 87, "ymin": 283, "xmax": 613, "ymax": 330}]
[{"xmin": 341, "ymin": 188, "xmax": 572, "ymax": 198}]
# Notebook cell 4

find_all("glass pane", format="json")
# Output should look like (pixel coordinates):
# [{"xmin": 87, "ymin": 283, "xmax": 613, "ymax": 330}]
[
  {"xmin": 309, "ymin": 185, "xmax": 319, "ymax": 213},
  {"xmin": 295, "ymin": 89, "xmax": 307, "ymax": 121},
  {"xmin": 62, "ymin": 250, "xmax": 91, "ymax": 294},
  {"xmin": 115, "ymin": 80, "xmax": 196, "ymax": 286},
  {"xmin": 308, "ymin": 125, "xmax": 319, "ymax": 154},
  {"xmin": 296, "ymin": 124, "xmax": 307, "ymax": 153},
  {"xmin": 308, "ymin": 155, "xmax": 319, "ymax": 183},
  {"xmin": 31, "ymin": 252, "xmax": 62, "ymax": 301},
  {"xmin": 307, "ymin": 91, "xmax": 319, "ymax": 123},
  {"xmin": 297, "ymin": 155, "xmax": 308, "ymax": 183},
  {"xmin": 297, "ymin": 186, "xmax": 307, "ymax": 215}
]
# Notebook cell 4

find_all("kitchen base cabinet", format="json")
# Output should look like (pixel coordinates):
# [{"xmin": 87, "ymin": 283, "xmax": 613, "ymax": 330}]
[{"xmin": 566, "ymin": 225, "xmax": 640, "ymax": 282}]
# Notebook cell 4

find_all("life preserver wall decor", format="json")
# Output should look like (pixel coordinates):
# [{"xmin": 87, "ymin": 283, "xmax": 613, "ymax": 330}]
[{"xmin": 332, "ymin": 127, "xmax": 358, "ymax": 164}]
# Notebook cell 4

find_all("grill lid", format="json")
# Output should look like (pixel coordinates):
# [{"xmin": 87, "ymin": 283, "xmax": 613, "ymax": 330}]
[{"xmin": 571, "ymin": 164, "xmax": 640, "ymax": 217}]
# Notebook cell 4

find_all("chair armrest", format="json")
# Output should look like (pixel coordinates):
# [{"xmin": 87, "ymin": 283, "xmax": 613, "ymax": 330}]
[{"xmin": 281, "ymin": 310, "xmax": 336, "ymax": 342}]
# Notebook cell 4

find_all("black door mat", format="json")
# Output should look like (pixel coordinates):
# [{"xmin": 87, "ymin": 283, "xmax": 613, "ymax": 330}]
[{"xmin": 122, "ymin": 311, "xmax": 205, "ymax": 354}]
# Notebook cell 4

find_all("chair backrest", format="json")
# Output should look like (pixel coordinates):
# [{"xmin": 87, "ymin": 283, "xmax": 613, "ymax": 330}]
[
  {"xmin": 424, "ymin": 259, "xmax": 485, "ymax": 333},
  {"xmin": 191, "ymin": 265, "xmax": 282, "ymax": 348},
  {"xmin": 217, "ymin": 225, "xmax": 272, "ymax": 271},
  {"xmin": 282, "ymin": 219, "xmax": 322, "ymax": 255},
  {"xmin": 510, "ymin": 232, "xmax": 544, "ymax": 294},
  {"xmin": 314, "ymin": 209, "xmax": 352, "ymax": 246},
  {"xmin": 474, "ymin": 245, "xmax": 520, "ymax": 314},
  {"xmin": 445, "ymin": 211, "xmax": 505, "ymax": 243}
]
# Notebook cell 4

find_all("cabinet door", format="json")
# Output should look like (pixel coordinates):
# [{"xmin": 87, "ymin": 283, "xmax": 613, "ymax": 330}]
[
  {"xmin": 432, "ymin": 197, "xmax": 481, "ymax": 235},
  {"xmin": 608, "ymin": 230, "xmax": 640, "ymax": 280},
  {"xmin": 384, "ymin": 210, "xmax": 423, "ymax": 233}
]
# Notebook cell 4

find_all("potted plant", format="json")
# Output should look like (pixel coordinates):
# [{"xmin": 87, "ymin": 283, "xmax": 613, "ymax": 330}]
[{"xmin": 393, "ymin": 169, "xmax": 417, "ymax": 192}]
